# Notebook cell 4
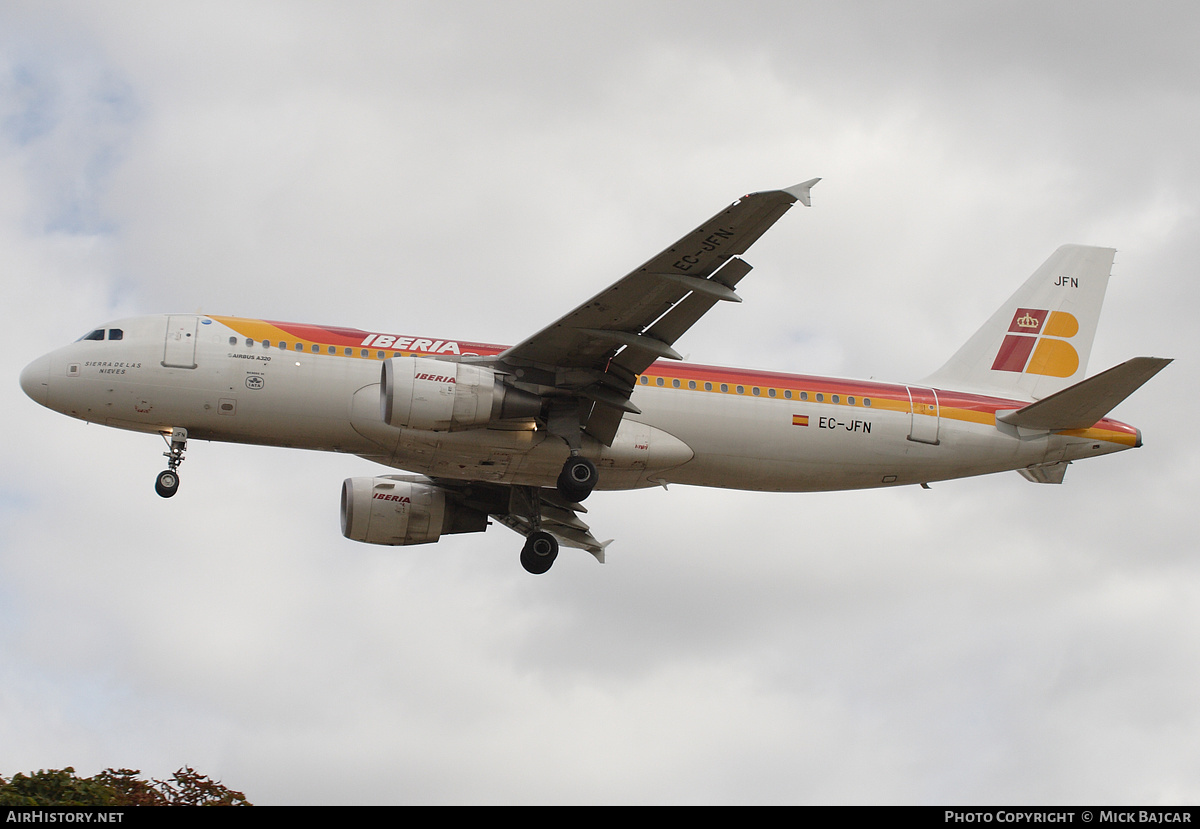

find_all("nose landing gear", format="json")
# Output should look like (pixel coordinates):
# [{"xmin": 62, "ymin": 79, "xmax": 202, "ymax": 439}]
[
  {"xmin": 155, "ymin": 429, "xmax": 187, "ymax": 498},
  {"xmin": 155, "ymin": 469, "xmax": 179, "ymax": 498}
]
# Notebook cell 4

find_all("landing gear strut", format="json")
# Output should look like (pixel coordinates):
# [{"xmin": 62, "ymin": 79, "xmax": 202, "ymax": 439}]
[
  {"xmin": 156, "ymin": 428, "xmax": 187, "ymax": 498},
  {"xmin": 557, "ymin": 455, "xmax": 597, "ymax": 503},
  {"xmin": 512, "ymin": 486, "xmax": 561, "ymax": 575},
  {"xmin": 520, "ymin": 530, "xmax": 559, "ymax": 575},
  {"xmin": 546, "ymin": 400, "xmax": 598, "ymax": 503}
]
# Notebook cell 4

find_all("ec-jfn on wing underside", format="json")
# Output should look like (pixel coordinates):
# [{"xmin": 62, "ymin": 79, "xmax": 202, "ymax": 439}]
[{"xmin": 494, "ymin": 179, "xmax": 820, "ymax": 446}]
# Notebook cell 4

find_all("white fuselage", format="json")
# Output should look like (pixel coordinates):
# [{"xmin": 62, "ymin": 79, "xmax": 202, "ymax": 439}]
[{"xmin": 19, "ymin": 314, "xmax": 1140, "ymax": 493}]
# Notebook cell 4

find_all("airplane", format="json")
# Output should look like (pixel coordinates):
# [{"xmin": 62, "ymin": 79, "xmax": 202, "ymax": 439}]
[{"xmin": 19, "ymin": 180, "xmax": 1171, "ymax": 574}]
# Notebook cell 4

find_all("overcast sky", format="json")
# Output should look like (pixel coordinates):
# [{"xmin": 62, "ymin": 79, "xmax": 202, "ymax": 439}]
[{"xmin": 1, "ymin": 1, "xmax": 1196, "ymax": 805}]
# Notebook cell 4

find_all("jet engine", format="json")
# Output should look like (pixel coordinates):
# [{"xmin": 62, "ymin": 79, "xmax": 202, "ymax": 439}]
[
  {"xmin": 380, "ymin": 356, "xmax": 542, "ymax": 431},
  {"xmin": 340, "ymin": 477, "xmax": 488, "ymax": 546}
]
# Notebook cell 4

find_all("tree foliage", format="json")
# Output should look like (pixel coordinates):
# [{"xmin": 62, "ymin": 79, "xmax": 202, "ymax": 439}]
[{"xmin": 0, "ymin": 766, "xmax": 251, "ymax": 807}]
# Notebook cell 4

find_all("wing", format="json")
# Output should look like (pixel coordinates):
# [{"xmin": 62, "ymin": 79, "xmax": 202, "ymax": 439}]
[
  {"xmin": 492, "ymin": 491, "xmax": 611, "ymax": 562},
  {"xmin": 428, "ymin": 477, "xmax": 611, "ymax": 561},
  {"xmin": 492, "ymin": 179, "xmax": 820, "ymax": 445}
]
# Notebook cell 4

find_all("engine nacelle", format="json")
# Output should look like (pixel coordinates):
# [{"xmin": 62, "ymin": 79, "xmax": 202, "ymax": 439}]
[
  {"xmin": 340, "ymin": 477, "xmax": 488, "ymax": 546},
  {"xmin": 380, "ymin": 356, "xmax": 541, "ymax": 431}
]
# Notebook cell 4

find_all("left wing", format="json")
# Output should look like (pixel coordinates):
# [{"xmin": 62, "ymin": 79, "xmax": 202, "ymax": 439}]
[
  {"xmin": 430, "ymin": 477, "xmax": 611, "ymax": 561},
  {"xmin": 491, "ymin": 179, "xmax": 820, "ymax": 445},
  {"xmin": 492, "ymin": 489, "xmax": 612, "ymax": 562}
]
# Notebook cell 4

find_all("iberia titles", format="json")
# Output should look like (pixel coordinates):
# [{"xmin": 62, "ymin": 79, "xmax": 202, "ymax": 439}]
[{"xmin": 360, "ymin": 334, "xmax": 461, "ymax": 355}]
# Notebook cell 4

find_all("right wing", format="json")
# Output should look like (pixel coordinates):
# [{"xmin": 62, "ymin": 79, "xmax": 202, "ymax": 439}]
[{"xmin": 493, "ymin": 179, "xmax": 820, "ymax": 444}]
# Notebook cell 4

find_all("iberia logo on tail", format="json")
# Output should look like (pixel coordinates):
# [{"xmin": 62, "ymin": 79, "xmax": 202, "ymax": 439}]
[{"xmin": 991, "ymin": 308, "xmax": 1080, "ymax": 377}]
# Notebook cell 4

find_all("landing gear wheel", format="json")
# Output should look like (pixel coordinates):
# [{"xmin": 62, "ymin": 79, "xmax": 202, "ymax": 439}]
[
  {"xmin": 520, "ymin": 530, "xmax": 559, "ymax": 575},
  {"xmin": 157, "ymin": 428, "xmax": 188, "ymax": 499},
  {"xmin": 155, "ymin": 469, "xmax": 180, "ymax": 498},
  {"xmin": 557, "ymin": 456, "xmax": 598, "ymax": 503}
]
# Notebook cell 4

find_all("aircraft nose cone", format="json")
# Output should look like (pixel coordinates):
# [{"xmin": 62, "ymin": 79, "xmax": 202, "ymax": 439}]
[{"xmin": 19, "ymin": 355, "xmax": 50, "ymax": 406}]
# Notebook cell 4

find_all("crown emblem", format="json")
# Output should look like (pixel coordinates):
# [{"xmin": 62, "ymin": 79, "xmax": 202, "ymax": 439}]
[{"xmin": 1016, "ymin": 312, "xmax": 1039, "ymax": 329}]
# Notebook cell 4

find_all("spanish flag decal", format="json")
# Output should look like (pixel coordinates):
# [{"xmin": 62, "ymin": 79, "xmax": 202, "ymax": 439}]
[{"xmin": 792, "ymin": 414, "xmax": 809, "ymax": 426}]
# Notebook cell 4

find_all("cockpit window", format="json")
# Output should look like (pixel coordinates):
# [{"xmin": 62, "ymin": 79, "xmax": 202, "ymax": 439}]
[{"xmin": 77, "ymin": 328, "xmax": 124, "ymax": 341}]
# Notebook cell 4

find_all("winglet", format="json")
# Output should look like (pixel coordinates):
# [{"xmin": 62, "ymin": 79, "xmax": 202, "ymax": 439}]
[
  {"xmin": 590, "ymin": 538, "xmax": 614, "ymax": 565},
  {"xmin": 785, "ymin": 178, "xmax": 821, "ymax": 207}
]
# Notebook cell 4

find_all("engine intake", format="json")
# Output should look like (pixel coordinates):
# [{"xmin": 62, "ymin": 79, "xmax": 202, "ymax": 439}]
[
  {"xmin": 341, "ymin": 477, "xmax": 488, "ymax": 546},
  {"xmin": 380, "ymin": 356, "xmax": 541, "ymax": 431}
]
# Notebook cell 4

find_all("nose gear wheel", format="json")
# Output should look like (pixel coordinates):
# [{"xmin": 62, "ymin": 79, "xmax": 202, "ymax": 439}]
[{"xmin": 156, "ymin": 429, "xmax": 188, "ymax": 498}]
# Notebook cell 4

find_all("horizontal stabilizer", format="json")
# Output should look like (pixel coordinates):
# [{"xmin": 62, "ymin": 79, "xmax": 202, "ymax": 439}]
[
  {"xmin": 1018, "ymin": 461, "xmax": 1070, "ymax": 484},
  {"xmin": 997, "ymin": 357, "xmax": 1172, "ymax": 431}
]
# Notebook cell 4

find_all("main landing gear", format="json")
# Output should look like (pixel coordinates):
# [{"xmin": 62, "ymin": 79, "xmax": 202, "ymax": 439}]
[
  {"xmin": 520, "ymin": 530, "xmax": 558, "ymax": 575},
  {"xmin": 514, "ymin": 482, "xmax": 571, "ymax": 576},
  {"xmin": 515, "ymin": 456, "xmax": 597, "ymax": 574},
  {"xmin": 556, "ymin": 455, "xmax": 597, "ymax": 503},
  {"xmin": 545, "ymin": 400, "xmax": 598, "ymax": 503},
  {"xmin": 515, "ymin": 456, "xmax": 595, "ymax": 575},
  {"xmin": 155, "ymin": 428, "xmax": 187, "ymax": 498}
]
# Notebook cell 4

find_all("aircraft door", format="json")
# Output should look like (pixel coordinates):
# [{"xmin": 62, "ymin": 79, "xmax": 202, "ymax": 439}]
[
  {"xmin": 905, "ymin": 386, "xmax": 940, "ymax": 445},
  {"xmin": 163, "ymin": 315, "xmax": 199, "ymax": 368}
]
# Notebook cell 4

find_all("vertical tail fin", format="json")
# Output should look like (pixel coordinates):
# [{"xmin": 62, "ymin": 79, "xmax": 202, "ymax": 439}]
[{"xmin": 922, "ymin": 245, "xmax": 1116, "ymax": 400}]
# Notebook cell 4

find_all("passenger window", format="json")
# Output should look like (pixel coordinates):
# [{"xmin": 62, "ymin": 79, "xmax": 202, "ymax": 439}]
[
  {"xmin": 752, "ymin": 387, "xmax": 760, "ymax": 396},
  {"xmin": 328, "ymin": 346, "xmax": 336, "ymax": 354},
  {"xmin": 848, "ymin": 396, "xmax": 855, "ymax": 405},
  {"xmin": 816, "ymin": 393, "xmax": 824, "ymax": 402},
  {"xmin": 656, "ymin": 377, "xmax": 664, "ymax": 386},
  {"xmin": 311, "ymin": 344, "xmax": 319, "ymax": 353},
  {"xmin": 246, "ymin": 338, "xmax": 254, "ymax": 347},
  {"xmin": 784, "ymin": 390, "xmax": 792, "ymax": 399},
  {"xmin": 864, "ymin": 398, "xmax": 872, "ymax": 407},
  {"xmin": 361, "ymin": 349, "xmax": 369, "ymax": 357},
  {"xmin": 639, "ymin": 376, "xmax": 648, "ymax": 384},
  {"xmin": 229, "ymin": 336, "xmax": 237, "ymax": 346},
  {"xmin": 720, "ymin": 383, "xmax": 728, "ymax": 393},
  {"xmin": 294, "ymin": 343, "xmax": 303, "ymax": 351},
  {"xmin": 704, "ymin": 382, "xmax": 712, "ymax": 391},
  {"xmin": 672, "ymin": 379, "xmax": 680, "ymax": 388},
  {"xmin": 768, "ymin": 388, "xmax": 776, "ymax": 398},
  {"xmin": 108, "ymin": 329, "xmax": 123, "ymax": 341},
  {"xmin": 344, "ymin": 348, "xmax": 352, "ymax": 356},
  {"xmin": 376, "ymin": 351, "xmax": 385, "ymax": 359},
  {"xmin": 832, "ymin": 395, "xmax": 840, "ymax": 404},
  {"xmin": 736, "ymin": 385, "xmax": 744, "ymax": 394},
  {"xmin": 262, "ymin": 340, "xmax": 271, "ymax": 349},
  {"xmin": 688, "ymin": 380, "xmax": 696, "ymax": 389},
  {"xmin": 800, "ymin": 392, "xmax": 808, "ymax": 401}
]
